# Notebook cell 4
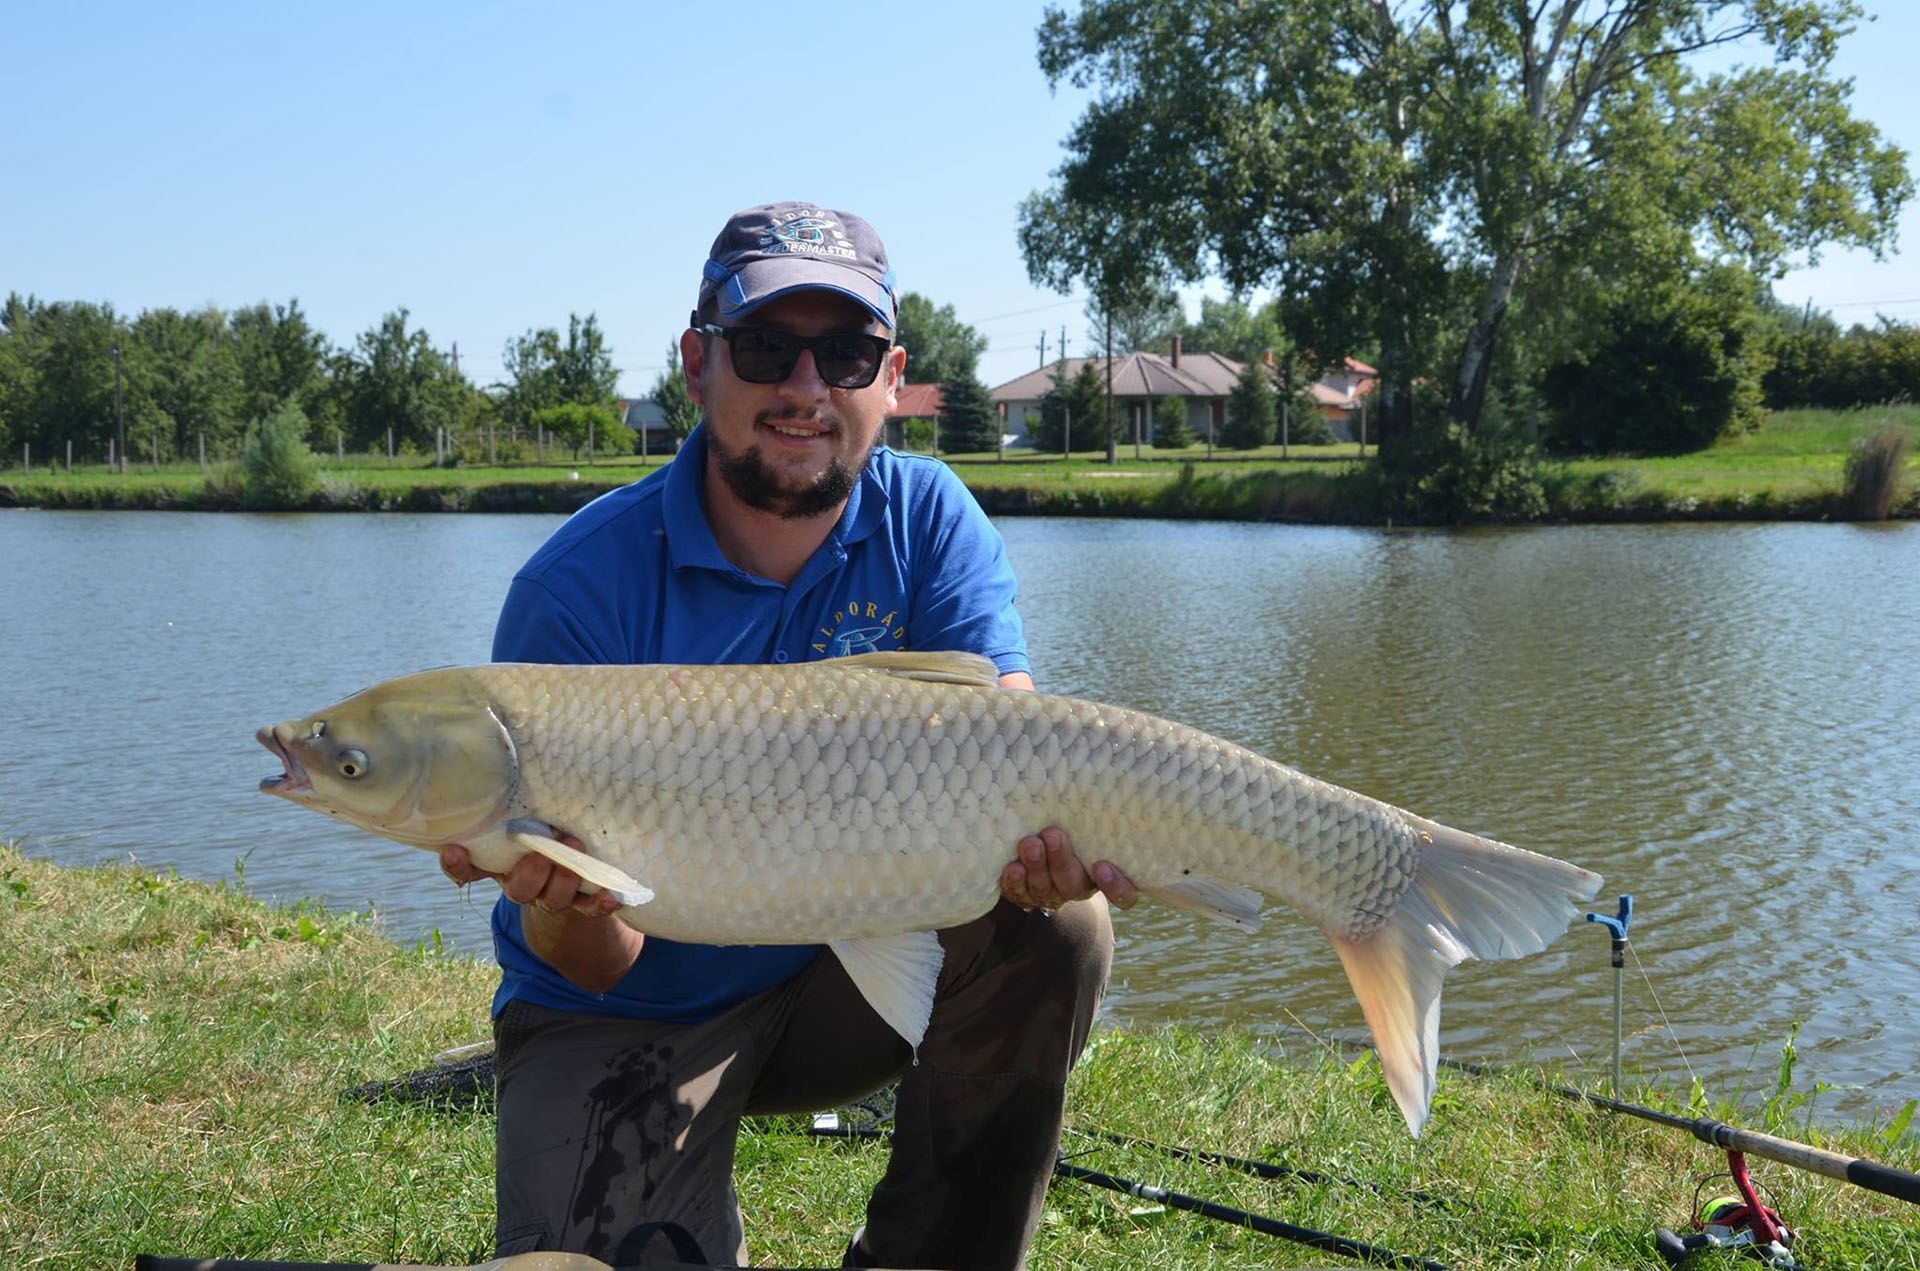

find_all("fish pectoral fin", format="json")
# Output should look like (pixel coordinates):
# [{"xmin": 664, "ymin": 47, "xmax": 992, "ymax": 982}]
[
  {"xmin": 833, "ymin": 651, "xmax": 1002, "ymax": 688},
  {"xmin": 505, "ymin": 821, "xmax": 653, "ymax": 908},
  {"xmin": 1140, "ymin": 872, "xmax": 1264, "ymax": 932},
  {"xmin": 828, "ymin": 930, "xmax": 945, "ymax": 1054}
]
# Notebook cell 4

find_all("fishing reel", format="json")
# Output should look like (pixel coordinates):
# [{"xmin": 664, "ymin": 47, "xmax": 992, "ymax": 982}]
[{"xmin": 1655, "ymin": 1155, "xmax": 1796, "ymax": 1268}]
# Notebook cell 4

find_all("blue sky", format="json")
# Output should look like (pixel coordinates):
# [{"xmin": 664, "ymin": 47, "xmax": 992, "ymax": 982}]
[{"xmin": 5, "ymin": 2, "xmax": 1916, "ymax": 396}]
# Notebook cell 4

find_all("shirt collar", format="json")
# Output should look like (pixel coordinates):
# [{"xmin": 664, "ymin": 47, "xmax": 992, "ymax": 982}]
[{"xmin": 663, "ymin": 422, "xmax": 892, "ymax": 578}]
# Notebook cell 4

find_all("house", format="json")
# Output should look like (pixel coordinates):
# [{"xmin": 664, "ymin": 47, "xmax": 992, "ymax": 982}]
[
  {"xmin": 884, "ymin": 382, "xmax": 945, "ymax": 450},
  {"xmin": 1307, "ymin": 358, "xmax": 1378, "ymax": 442},
  {"xmin": 615, "ymin": 396, "xmax": 679, "ymax": 456},
  {"xmin": 988, "ymin": 337, "xmax": 1377, "ymax": 447},
  {"xmin": 989, "ymin": 336, "xmax": 1239, "ymax": 447}
]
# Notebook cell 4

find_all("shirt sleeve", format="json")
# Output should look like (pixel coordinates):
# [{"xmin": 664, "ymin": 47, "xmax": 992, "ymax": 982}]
[
  {"xmin": 908, "ymin": 465, "xmax": 1030, "ymax": 677},
  {"xmin": 492, "ymin": 574, "xmax": 616, "ymax": 666}
]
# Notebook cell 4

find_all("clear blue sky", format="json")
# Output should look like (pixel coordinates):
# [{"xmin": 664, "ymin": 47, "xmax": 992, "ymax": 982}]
[{"xmin": 5, "ymin": 2, "xmax": 1916, "ymax": 397}]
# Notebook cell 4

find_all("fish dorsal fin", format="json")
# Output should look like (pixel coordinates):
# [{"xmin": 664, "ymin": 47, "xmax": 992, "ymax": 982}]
[
  {"xmin": 829, "ymin": 930, "xmax": 946, "ymax": 1054},
  {"xmin": 831, "ymin": 651, "xmax": 1002, "ymax": 688}
]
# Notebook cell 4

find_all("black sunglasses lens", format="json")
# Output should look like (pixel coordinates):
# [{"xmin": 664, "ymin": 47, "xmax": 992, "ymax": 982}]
[
  {"xmin": 724, "ymin": 329, "xmax": 882, "ymax": 388},
  {"xmin": 814, "ymin": 334, "xmax": 882, "ymax": 387},
  {"xmin": 728, "ymin": 329, "xmax": 801, "ymax": 383}
]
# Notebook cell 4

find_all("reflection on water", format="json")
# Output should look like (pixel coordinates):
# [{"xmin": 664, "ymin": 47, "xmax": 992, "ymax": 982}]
[{"xmin": 2, "ymin": 510, "xmax": 1915, "ymax": 1116}]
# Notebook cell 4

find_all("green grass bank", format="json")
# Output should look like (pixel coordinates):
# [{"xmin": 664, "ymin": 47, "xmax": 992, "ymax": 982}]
[
  {"xmin": 4, "ymin": 841, "xmax": 1916, "ymax": 1269},
  {"xmin": 3, "ymin": 407, "xmax": 1915, "ymax": 523}
]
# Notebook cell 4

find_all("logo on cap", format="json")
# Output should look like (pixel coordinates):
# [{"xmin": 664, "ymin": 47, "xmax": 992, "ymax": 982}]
[{"xmin": 763, "ymin": 209, "xmax": 856, "ymax": 261}]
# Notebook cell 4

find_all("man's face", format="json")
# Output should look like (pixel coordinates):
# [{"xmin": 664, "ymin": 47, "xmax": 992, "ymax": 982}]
[{"xmin": 682, "ymin": 290, "xmax": 905, "ymax": 520}]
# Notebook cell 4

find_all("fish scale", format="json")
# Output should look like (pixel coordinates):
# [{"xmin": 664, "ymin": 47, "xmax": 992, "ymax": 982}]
[{"xmin": 258, "ymin": 649, "xmax": 1601, "ymax": 1134}]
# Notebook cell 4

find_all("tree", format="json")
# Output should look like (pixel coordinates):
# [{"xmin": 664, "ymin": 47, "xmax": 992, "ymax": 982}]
[
  {"xmin": 1023, "ymin": 1, "xmax": 1911, "ymax": 455},
  {"xmin": 500, "ymin": 313, "xmax": 620, "ymax": 434},
  {"xmin": 130, "ymin": 305, "xmax": 241, "ymax": 460},
  {"xmin": 1222, "ymin": 363, "xmax": 1275, "ymax": 449},
  {"xmin": 1179, "ymin": 296, "xmax": 1286, "ymax": 365},
  {"xmin": 532, "ymin": 401, "xmax": 631, "ymax": 461},
  {"xmin": 1029, "ymin": 360, "xmax": 1108, "ymax": 453},
  {"xmin": 938, "ymin": 372, "xmax": 1000, "ymax": 452},
  {"xmin": 238, "ymin": 400, "xmax": 319, "ymax": 508},
  {"xmin": 650, "ymin": 342, "xmax": 701, "ymax": 441},
  {"xmin": 338, "ymin": 309, "xmax": 468, "ymax": 452},
  {"xmin": 1086, "ymin": 278, "xmax": 1183, "ymax": 355},
  {"xmin": 1152, "ymin": 394, "xmax": 1193, "ymax": 449},
  {"xmin": 894, "ymin": 292, "xmax": 987, "ymax": 388},
  {"xmin": 229, "ymin": 300, "xmax": 327, "ymax": 425}
]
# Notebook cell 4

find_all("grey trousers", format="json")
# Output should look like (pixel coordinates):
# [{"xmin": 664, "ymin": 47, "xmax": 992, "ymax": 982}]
[{"xmin": 492, "ymin": 896, "xmax": 1114, "ymax": 1270}]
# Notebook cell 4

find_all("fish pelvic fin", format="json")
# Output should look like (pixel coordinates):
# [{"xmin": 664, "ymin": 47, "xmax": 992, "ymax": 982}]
[
  {"xmin": 1139, "ymin": 872, "xmax": 1263, "ymax": 932},
  {"xmin": 829, "ymin": 930, "xmax": 946, "ymax": 1056},
  {"xmin": 504, "ymin": 820, "xmax": 654, "ymax": 908},
  {"xmin": 1332, "ymin": 818, "xmax": 1602, "ymax": 1137}
]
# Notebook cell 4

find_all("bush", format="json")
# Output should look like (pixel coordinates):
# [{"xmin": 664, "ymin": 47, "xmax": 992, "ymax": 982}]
[
  {"xmin": 237, "ymin": 402, "xmax": 319, "ymax": 508},
  {"xmin": 1542, "ymin": 274, "xmax": 1767, "ymax": 455},
  {"xmin": 1152, "ymin": 395, "xmax": 1194, "ymax": 449},
  {"xmin": 1842, "ymin": 423, "xmax": 1912, "ymax": 519},
  {"xmin": 1376, "ymin": 421, "xmax": 1546, "ymax": 523},
  {"xmin": 899, "ymin": 417, "xmax": 936, "ymax": 452}
]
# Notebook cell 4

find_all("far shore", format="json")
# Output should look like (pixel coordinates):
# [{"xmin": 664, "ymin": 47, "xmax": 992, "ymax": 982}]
[{"xmin": 3, "ymin": 406, "xmax": 1915, "ymax": 524}]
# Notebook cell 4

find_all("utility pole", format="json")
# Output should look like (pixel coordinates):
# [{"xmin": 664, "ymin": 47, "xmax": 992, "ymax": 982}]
[
  {"xmin": 452, "ymin": 341, "xmax": 460, "ymax": 377},
  {"xmin": 1037, "ymin": 330, "xmax": 1047, "ymax": 368},
  {"xmin": 112, "ymin": 340, "xmax": 126, "ymax": 474}
]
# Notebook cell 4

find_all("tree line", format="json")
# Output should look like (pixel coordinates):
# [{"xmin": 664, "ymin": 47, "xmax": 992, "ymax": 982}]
[{"xmin": 0, "ymin": 295, "xmax": 649, "ymax": 467}]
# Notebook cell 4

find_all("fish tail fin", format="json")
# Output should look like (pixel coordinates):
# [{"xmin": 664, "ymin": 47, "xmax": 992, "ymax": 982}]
[{"xmin": 1330, "ymin": 817, "xmax": 1602, "ymax": 1136}]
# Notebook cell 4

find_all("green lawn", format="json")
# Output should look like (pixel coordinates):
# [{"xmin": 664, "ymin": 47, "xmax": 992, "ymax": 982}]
[{"xmin": 4, "ymin": 842, "xmax": 1917, "ymax": 1269}]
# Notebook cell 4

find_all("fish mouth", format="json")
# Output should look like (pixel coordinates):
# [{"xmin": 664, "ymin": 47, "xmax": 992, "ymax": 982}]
[{"xmin": 256, "ymin": 724, "xmax": 311, "ymax": 797}]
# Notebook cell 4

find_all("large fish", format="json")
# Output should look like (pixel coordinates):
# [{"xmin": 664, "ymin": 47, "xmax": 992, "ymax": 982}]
[{"xmin": 257, "ymin": 652, "xmax": 1600, "ymax": 1133}]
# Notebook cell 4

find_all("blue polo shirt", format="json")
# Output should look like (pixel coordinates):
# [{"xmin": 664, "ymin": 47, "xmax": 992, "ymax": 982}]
[{"xmin": 487, "ymin": 423, "xmax": 1029, "ymax": 1021}]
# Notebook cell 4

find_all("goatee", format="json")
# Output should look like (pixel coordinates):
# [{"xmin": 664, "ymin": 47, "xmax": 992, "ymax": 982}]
[{"xmin": 710, "ymin": 412, "xmax": 872, "ymax": 520}]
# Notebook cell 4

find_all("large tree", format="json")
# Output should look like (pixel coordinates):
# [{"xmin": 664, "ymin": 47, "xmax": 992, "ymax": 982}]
[
  {"xmin": 499, "ymin": 313, "xmax": 620, "ymax": 433},
  {"xmin": 229, "ymin": 300, "xmax": 328, "ymax": 425},
  {"xmin": 894, "ymin": 292, "xmax": 988, "ymax": 388},
  {"xmin": 650, "ymin": 342, "xmax": 701, "ymax": 441},
  {"xmin": 1021, "ymin": 0, "xmax": 1911, "ymax": 454},
  {"xmin": 338, "ymin": 309, "xmax": 469, "ymax": 452}
]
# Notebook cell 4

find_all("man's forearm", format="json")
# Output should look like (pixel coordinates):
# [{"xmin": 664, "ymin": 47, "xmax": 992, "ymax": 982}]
[{"xmin": 522, "ymin": 905, "xmax": 646, "ymax": 993}]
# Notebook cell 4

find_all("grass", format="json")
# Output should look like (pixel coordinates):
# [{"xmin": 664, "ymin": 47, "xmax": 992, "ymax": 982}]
[
  {"xmin": 4, "ymin": 840, "xmax": 1917, "ymax": 1269},
  {"xmin": 4, "ymin": 407, "xmax": 1917, "ymax": 521}
]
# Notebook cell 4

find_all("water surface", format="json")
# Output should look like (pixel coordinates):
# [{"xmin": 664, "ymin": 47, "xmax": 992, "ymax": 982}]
[{"xmin": 2, "ymin": 509, "xmax": 1914, "ymax": 1118}]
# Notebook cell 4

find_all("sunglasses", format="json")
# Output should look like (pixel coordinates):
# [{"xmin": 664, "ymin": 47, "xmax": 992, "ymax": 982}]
[{"xmin": 695, "ymin": 323, "xmax": 893, "ymax": 389}]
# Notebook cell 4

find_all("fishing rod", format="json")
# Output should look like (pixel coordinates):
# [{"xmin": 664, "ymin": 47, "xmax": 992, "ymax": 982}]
[
  {"xmin": 1441, "ymin": 1056, "xmax": 1920, "ymax": 1207},
  {"xmin": 1068, "ymin": 1126, "xmax": 1462, "ymax": 1211},
  {"xmin": 805, "ymin": 1123, "xmax": 1451, "ymax": 1271}
]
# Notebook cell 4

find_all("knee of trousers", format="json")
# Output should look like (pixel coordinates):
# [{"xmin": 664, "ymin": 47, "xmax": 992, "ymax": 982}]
[{"xmin": 1014, "ymin": 892, "xmax": 1116, "ymax": 1006}]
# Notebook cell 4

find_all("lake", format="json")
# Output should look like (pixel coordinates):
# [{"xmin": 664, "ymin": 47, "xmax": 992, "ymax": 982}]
[{"xmin": 2, "ymin": 507, "xmax": 1915, "ymax": 1120}]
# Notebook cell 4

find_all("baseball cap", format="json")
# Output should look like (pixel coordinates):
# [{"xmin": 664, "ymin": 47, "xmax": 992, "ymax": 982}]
[{"xmin": 695, "ymin": 202, "xmax": 898, "ymax": 328}]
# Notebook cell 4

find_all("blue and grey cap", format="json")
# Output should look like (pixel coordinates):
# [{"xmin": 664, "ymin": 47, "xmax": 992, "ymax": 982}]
[{"xmin": 695, "ymin": 202, "xmax": 897, "ymax": 328}]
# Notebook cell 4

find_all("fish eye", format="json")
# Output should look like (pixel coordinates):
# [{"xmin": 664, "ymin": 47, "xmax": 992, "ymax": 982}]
[{"xmin": 337, "ymin": 748, "xmax": 369, "ymax": 779}]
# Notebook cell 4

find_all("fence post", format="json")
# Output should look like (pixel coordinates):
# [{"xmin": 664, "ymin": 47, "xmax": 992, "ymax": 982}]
[
  {"xmin": 66, "ymin": 439, "xmax": 73, "ymax": 470},
  {"xmin": 387, "ymin": 428, "xmax": 394, "ymax": 465},
  {"xmin": 22, "ymin": 442, "xmax": 28, "ymax": 474}
]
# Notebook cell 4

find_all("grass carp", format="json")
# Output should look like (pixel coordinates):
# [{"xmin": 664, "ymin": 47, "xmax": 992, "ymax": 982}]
[{"xmin": 257, "ymin": 651, "xmax": 1601, "ymax": 1134}]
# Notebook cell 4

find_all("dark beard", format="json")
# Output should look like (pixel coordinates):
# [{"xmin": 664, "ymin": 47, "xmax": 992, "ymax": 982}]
[{"xmin": 709, "ymin": 413, "xmax": 869, "ymax": 520}]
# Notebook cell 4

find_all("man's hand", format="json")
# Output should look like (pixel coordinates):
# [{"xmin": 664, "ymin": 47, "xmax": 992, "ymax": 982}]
[
  {"xmin": 1000, "ymin": 826, "xmax": 1138, "ymax": 911},
  {"xmin": 439, "ymin": 838, "xmax": 624, "ymax": 919}
]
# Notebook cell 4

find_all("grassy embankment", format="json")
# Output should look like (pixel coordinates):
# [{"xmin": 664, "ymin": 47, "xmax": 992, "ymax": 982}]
[
  {"xmin": 4, "ymin": 840, "xmax": 1917, "ymax": 1269},
  {"xmin": 3, "ymin": 407, "xmax": 1915, "ymax": 521}
]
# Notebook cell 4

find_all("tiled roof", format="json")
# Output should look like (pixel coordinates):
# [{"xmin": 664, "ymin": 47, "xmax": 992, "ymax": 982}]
[{"xmin": 890, "ymin": 383, "xmax": 945, "ymax": 419}]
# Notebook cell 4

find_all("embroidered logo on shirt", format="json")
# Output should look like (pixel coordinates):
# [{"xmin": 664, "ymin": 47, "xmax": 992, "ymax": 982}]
[{"xmin": 814, "ymin": 600, "xmax": 905, "ymax": 657}]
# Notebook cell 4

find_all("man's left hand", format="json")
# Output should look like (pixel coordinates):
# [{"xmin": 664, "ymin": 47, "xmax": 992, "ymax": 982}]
[{"xmin": 1000, "ymin": 825, "xmax": 1138, "ymax": 911}]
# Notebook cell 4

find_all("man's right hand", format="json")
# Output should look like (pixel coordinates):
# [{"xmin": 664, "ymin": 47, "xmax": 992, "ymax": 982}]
[
  {"xmin": 439, "ymin": 841, "xmax": 627, "ymax": 918},
  {"xmin": 440, "ymin": 840, "xmax": 644, "ymax": 993}
]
